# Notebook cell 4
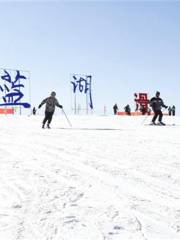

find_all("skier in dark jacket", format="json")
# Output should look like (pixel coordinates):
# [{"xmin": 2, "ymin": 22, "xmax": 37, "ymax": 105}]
[
  {"xmin": 38, "ymin": 91, "xmax": 63, "ymax": 128},
  {"xmin": 149, "ymin": 91, "xmax": 168, "ymax": 125}
]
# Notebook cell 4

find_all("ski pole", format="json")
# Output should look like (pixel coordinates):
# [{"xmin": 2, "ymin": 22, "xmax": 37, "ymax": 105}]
[
  {"xmin": 141, "ymin": 114, "xmax": 149, "ymax": 125},
  {"xmin": 62, "ymin": 109, "xmax": 72, "ymax": 127}
]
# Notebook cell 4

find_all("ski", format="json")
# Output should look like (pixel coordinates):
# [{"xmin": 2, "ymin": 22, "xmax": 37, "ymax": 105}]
[{"xmin": 144, "ymin": 123, "xmax": 176, "ymax": 126}]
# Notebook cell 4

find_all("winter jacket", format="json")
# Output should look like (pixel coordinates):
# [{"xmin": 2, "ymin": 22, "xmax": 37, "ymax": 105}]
[
  {"xmin": 39, "ymin": 96, "xmax": 62, "ymax": 113},
  {"xmin": 150, "ymin": 97, "xmax": 167, "ymax": 112}
]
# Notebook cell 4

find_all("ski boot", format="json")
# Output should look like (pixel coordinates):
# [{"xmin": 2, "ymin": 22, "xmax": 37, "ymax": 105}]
[
  {"xmin": 150, "ymin": 121, "xmax": 156, "ymax": 125},
  {"xmin": 158, "ymin": 121, "xmax": 166, "ymax": 126}
]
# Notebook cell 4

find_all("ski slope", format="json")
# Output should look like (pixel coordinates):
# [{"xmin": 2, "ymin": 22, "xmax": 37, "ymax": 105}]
[{"xmin": 0, "ymin": 114, "xmax": 180, "ymax": 240}]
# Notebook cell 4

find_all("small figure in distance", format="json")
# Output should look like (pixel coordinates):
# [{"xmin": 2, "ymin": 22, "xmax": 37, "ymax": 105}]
[
  {"xmin": 32, "ymin": 107, "xmax": 36, "ymax": 115},
  {"xmin": 139, "ymin": 105, "xmax": 147, "ymax": 115},
  {"xmin": 38, "ymin": 91, "xmax": 63, "ymax": 129},
  {"xmin": 171, "ymin": 105, "xmax": 176, "ymax": 116},
  {"xmin": 124, "ymin": 104, "xmax": 131, "ymax": 115},
  {"xmin": 113, "ymin": 103, "xmax": 119, "ymax": 115},
  {"xmin": 168, "ymin": 106, "xmax": 172, "ymax": 116},
  {"xmin": 134, "ymin": 93, "xmax": 139, "ymax": 111}
]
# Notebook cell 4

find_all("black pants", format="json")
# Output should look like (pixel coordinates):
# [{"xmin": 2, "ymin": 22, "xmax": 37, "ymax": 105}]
[
  {"xmin": 43, "ymin": 111, "xmax": 54, "ymax": 125},
  {"xmin": 152, "ymin": 110, "xmax": 163, "ymax": 122},
  {"xmin": 114, "ymin": 110, "xmax": 117, "ymax": 115}
]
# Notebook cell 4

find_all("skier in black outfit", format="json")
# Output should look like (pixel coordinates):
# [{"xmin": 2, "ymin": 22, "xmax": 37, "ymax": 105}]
[
  {"xmin": 149, "ymin": 91, "xmax": 168, "ymax": 125},
  {"xmin": 38, "ymin": 91, "xmax": 63, "ymax": 128}
]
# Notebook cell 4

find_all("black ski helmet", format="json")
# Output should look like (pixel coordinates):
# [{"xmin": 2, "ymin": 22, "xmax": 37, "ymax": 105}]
[
  {"xmin": 156, "ymin": 91, "xmax": 160, "ymax": 96},
  {"xmin": 51, "ymin": 91, "xmax": 56, "ymax": 97}
]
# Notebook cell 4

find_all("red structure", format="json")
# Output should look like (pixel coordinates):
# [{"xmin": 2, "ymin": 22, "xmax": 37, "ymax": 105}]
[
  {"xmin": 0, "ymin": 108, "xmax": 14, "ymax": 114},
  {"xmin": 134, "ymin": 93, "xmax": 149, "ymax": 113},
  {"xmin": 117, "ymin": 92, "xmax": 168, "ymax": 116}
]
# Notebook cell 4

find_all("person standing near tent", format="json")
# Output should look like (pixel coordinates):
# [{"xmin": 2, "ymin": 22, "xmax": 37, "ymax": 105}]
[
  {"xmin": 124, "ymin": 104, "xmax": 131, "ymax": 115},
  {"xmin": 149, "ymin": 91, "xmax": 168, "ymax": 125},
  {"xmin": 113, "ymin": 103, "xmax": 118, "ymax": 115},
  {"xmin": 134, "ymin": 93, "xmax": 139, "ymax": 111},
  {"xmin": 168, "ymin": 106, "xmax": 172, "ymax": 116},
  {"xmin": 32, "ymin": 107, "xmax": 36, "ymax": 115},
  {"xmin": 172, "ymin": 105, "xmax": 176, "ymax": 116},
  {"xmin": 38, "ymin": 91, "xmax": 63, "ymax": 128}
]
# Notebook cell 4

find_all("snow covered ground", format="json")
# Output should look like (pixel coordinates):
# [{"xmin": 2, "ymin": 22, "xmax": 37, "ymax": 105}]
[{"xmin": 0, "ymin": 114, "xmax": 180, "ymax": 240}]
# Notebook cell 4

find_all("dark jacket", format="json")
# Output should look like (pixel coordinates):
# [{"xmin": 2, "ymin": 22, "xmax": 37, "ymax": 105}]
[
  {"xmin": 113, "ymin": 104, "xmax": 118, "ymax": 114},
  {"xmin": 39, "ymin": 96, "xmax": 62, "ymax": 113},
  {"xmin": 150, "ymin": 97, "xmax": 167, "ymax": 112}
]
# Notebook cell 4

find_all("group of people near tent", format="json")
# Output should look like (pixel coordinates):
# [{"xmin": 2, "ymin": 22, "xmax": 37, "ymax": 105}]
[
  {"xmin": 168, "ymin": 105, "xmax": 176, "ymax": 116},
  {"xmin": 113, "ymin": 91, "xmax": 176, "ymax": 126}
]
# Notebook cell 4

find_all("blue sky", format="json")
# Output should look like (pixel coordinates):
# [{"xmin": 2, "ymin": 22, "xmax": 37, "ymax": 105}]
[{"xmin": 0, "ymin": 1, "xmax": 180, "ymax": 115}]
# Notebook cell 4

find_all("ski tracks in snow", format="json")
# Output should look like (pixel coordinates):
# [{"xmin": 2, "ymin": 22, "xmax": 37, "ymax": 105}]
[{"xmin": 0, "ymin": 116, "xmax": 180, "ymax": 239}]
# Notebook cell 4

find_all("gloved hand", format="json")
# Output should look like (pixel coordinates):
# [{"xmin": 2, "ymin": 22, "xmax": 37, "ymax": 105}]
[
  {"xmin": 59, "ymin": 105, "xmax": 63, "ymax": 109},
  {"xmin": 165, "ymin": 106, "xmax": 168, "ymax": 109},
  {"xmin": 38, "ymin": 104, "xmax": 41, "ymax": 109}
]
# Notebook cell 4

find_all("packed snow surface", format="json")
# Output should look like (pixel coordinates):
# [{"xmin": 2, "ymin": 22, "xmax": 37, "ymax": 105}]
[{"xmin": 0, "ymin": 114, "xmax": 180, "ymax": 240}]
